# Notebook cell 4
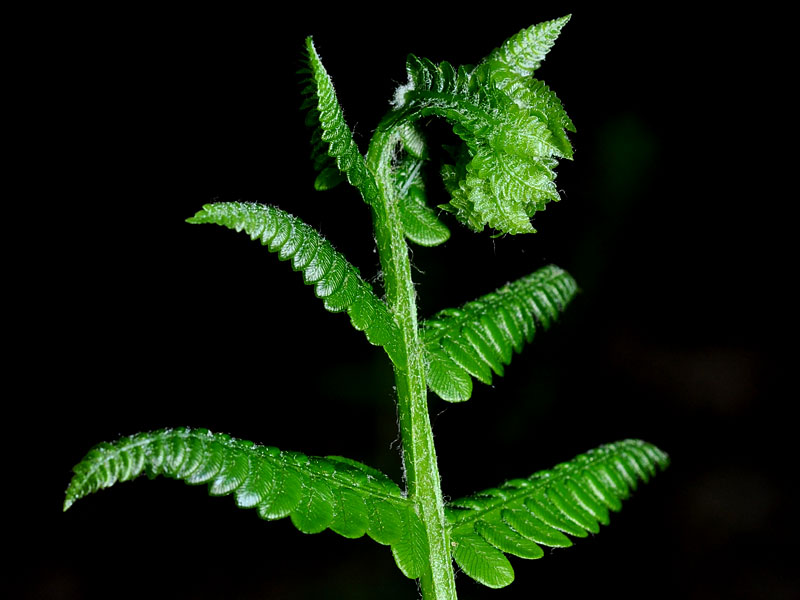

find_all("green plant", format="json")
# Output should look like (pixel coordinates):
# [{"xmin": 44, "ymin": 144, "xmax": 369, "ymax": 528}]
[{"xmin": 64, "ymin": 16, "xmax": 668, "ymax": 599}]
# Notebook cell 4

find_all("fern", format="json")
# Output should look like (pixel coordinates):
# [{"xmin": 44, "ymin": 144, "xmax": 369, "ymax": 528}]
[
  {"xmin": 394, "ymin": 125, "xmax": 451, "ymax": 247},
  {"xmin": 65, "ymin": 18, "xmax": 668, "ymax": 599},
  {"xmin": 423, "ymin": 264, "xmax": 578, "ymax": 402},
  {"xmin": 446, "ymin": 440, "xmax": 669, "ymax": 588},
  {"xmin": 484, "ymin": 15, "xmax": 572, "ymax": 88},
  {"xmin": 187, "ymin": 201, "xmax": 406, "ymax": 369},
  {"xmin": 389, "ymin": 39, "xmax": 574, "ymax": 235},
  {"xmin": 64, "ymin": 428, "xmax": 428, "ymax": 578},
  {"xmin": 300, "ymin": 37, "xmax": 379, "ymax": 203}
]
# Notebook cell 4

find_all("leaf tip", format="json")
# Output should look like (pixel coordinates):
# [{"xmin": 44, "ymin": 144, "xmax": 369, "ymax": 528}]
[
  {"xmin": 305, "ymin": 35, "xmax": 321, "ymax": 62},
  {"xmin": 63, "ymin": 488, "xmax": 77, "ymax": 512},
  {"xmin": 186, "ymin": 204, "xmax": 215, "ymax": 224}
]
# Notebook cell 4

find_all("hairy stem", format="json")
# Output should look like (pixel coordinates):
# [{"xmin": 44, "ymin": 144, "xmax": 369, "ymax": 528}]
[{"xmin": 368, "ymin": 128, "xmax": 458, "ymax": 600}]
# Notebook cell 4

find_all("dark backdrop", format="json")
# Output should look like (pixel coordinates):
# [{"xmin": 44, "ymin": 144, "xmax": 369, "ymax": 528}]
[{"xmin": 12, "ymin": 4, "xmax": 793, "ymax": 599}]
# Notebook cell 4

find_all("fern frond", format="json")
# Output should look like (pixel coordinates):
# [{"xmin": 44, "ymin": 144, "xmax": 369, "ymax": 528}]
[
  {"xmin": 188, "ymin": 202, "xmax": 406, "ymax": 369},
  {"xmin": 300, "ymin": 37, "xmax": 379, "ymax": 203},
  {"xmin": 387, "ymin": 31, "xmax": 574, "ymax": 235},
  {"xmin": 483, "ymin": 15, "xmax": 571, "ymax": 85},
  {"xmin": 399, "ymin": 186, "xmax": 450, "ymax": 247},
  {"xmin": 507, "ymin": 79, "xmax": 575, "ymax": 158},
  {"xmin": 443, "ymin": 149, "xmax": 561, "ymax": 235},
  {"xmin": 422, "ymin": 265, "xmax": 577, "ymax": 402},
  {"xmin": 446, "ymin": 439, "xmax": 669, "ymax": 588},
  {"xmin": 64, "ymin": 428, "xmax": 429, "ymax": 579},
  {"xmin": 393, "ymin": 133, "xmax": 450, "ymax": 247}
]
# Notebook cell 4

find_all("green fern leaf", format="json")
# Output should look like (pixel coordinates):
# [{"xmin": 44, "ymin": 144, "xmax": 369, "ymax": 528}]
[
  {"xmin": 387, "ymin": 18, "xmax": 573, "ymax": 235},
  {"xmin": 452, "ymin": 530, "xmax": 515, "ymax": 589},
  {"xmin": 422, "ymin": 264, "xmax": 578, "ymax": 402},
  {"xmin": 393, "ymin": 133, "xmax": 450, "ymax": 247},
  {"xmin": 483, "ymin": 15, "xmax": 571, "ymax": 85},
  {"xmin": 187, "ymin": 202, "xmax": 406, "ymax": 369},
  {"xmin": 391, "ymin": 505, "xmax": 433, "ymax": 580},
  {"xmin": 300, "ymin": 37, "xmax": 379, "ymax": 203},
  {"xmin": 399, "ymin": 189, "xmax": 450, "ymax": 247},
  {"xmin": 506, "ymin": 79, "xmax": 575, "ymax": 158},
  {"xmin": 64, "ymin": 428, "xmax": 428, "ymax": 578},
  {"xmin": 443, "ymin": 149, "xmax": 561, "ymax": 235},
  {"xmin": 446, "ymin": 439, "xmax": 669, "ymax": 588}
]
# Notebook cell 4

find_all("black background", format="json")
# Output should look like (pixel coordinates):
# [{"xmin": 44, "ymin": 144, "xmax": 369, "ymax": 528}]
[{"xmin": 11, "ymin": 4, "xmax": 793, "ymax": 599}]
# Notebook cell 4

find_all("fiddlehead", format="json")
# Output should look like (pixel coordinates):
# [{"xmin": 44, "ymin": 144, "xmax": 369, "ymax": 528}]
[{"xmin": 386, "ymin": 16, "xmax": 574, "ymax": 236}]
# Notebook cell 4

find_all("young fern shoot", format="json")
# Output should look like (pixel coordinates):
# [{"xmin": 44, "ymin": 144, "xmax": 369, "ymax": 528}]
[{"xmin": 64, "ymin": 16, "xmax": 669, "ymax": 599}]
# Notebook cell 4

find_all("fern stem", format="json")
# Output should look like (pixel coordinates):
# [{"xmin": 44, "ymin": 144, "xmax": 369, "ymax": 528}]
[{"xmin": 368, "ymin": 128, "xmax": 458, "ymax": 600}]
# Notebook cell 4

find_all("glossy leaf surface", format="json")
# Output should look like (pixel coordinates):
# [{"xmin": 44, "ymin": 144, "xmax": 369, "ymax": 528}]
[
  {"xmin": 394, "ymin": 138, "xmax": 450, "ymax": 247},
  {"xmin": 301, "ymin": 37, "xmax": 379, "ymax": 203},
  {"xmin": 484, "ymin": 15, "xmax": 572, "ymax": 88},
  {"xmin": 446, "ymin": 440, "xmax": 669, "ymax": 588},
  {"xmin": 422, "ymin": 264, "xmax": 578, "ymax": 401},
  {"xmin": 188, "ymin": 202, "xmax": 406, "ymax": 369},
  {"xmin": 387, "ymin": 22, "xmax": 574, "ymax": 236},
  {"xmin": 64, "ymin": 428, "xmax": 428, "ymax": 578}
]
